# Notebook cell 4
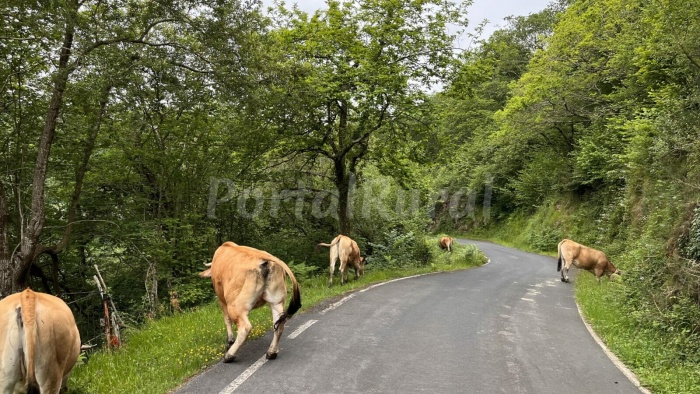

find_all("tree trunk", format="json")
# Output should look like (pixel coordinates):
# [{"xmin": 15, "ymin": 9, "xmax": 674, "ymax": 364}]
[
  {"xmin": 0, "ymin": 183, "xmax": 11, "ymax": 298},
  {"xmin": 335, "ymin": 159, "xmax": 351, "ymax": 235},
  {"xmin": 0, "ymin": 9, "xmax": 76, "ymax": 297}
]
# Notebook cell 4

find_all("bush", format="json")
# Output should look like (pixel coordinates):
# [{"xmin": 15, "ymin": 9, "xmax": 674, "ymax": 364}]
[
  {"xmin": 367, "ymin": 229, "xmax": 432, "ymax": 268},
  {"xmin": 431, "ymin": 238, "xmax": 488, "ymax": 267},
  {"xmin": 287, "ymin": 261, "xmax": 320, "ymax": 282}
]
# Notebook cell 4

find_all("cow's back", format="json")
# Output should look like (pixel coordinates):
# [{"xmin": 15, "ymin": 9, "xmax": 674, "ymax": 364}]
[
  {"xmin": 209, "ymin": 243, "xmax": 286, "ymax": 304},
  {"xmin": 0, "ymin": 289, "xmax": 80, "ymax": 393},
  {"xmin": 439, "ymin": 237, "xmax": 453, "ymax": 250},
  {"xmin": 337, "ymin": 236, "xmax": 361, "ymax": 266},
  {"xmin": 33, "ymin": 292, "xmax": 81, "ymax": 379},
  {"xmin": 560, "ymin": 239, "xmax": 608, "ymax": 270}
]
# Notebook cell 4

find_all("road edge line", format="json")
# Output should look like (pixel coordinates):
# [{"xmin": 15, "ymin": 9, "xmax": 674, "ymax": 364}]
[
  {"xmin": 218, "ymin": 355, "xmax": 268, "ymax": 394},
  {"xmin": 575, "ymin": 302, "xmax": 652, "ymax": 394}
]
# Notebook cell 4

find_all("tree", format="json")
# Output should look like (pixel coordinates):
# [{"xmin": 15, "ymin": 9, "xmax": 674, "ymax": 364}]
[
  {"xmin": 266, "ymin": 0, "xmax": 468, "ymax": 234},
  {"xmin": 0, "ymin": 0, "xmax": 269, "ymax": 297},
  {"xmin": 430, "ymin": 2, "xmax": 566, "ymax": 222}
]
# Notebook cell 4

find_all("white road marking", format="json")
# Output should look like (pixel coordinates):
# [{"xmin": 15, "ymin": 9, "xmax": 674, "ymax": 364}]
[
  {"xmin": 322, "ymin": 275, "xmax": 427, "ymax": 315},
  {"xmin": 219, "ymin": 319, "xmax": 318, "ymax": 393},
  {"xmin": 216, "ymin": 262, "xmax": 480, "ymax": 393},
  {"xmin": 288, "ymin": 319, "xmax": 317, "ymax": 339},
  {"xmin": 359, "ymin": 274, "xmax": 423, "ymax": 293},
  {"xmin": 520, "ymin": 298, "xmax": 535, "ymax": 302},
  {"xmin": 320, "ymin": 293, "xmax": 355, "ymax": 315},
  {"xmin": 218, "ymin": 355, "xmax": 267, "ymax": 394},
  {"xmin": 576, "ymin": 303, "xmax": 652, "ymax": 393}
]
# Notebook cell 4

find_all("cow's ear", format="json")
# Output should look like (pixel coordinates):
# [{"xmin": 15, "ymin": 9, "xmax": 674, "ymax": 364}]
[{"xmin": 361, "ymin": 257, "xmax": 366, "ymax": 264}]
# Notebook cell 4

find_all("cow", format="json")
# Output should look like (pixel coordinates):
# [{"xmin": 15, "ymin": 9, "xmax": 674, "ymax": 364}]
[
  {"xmin": 199, "ymin": 241, "xmax": 301, "ymax": 362},
  {"xmin": 317, "ymin": 234, "xmax": 365, "ymax": 286},
  {"xmin": 439, "ymin": 236, "xmax": 454, "ymax": 252},
  {"xmin": 0, "ymin": 288, "xmax": 81, "ymax": 394},
  {"xmin": 557, "ymin": 239, "xmax": 621, "ymax": 284}
]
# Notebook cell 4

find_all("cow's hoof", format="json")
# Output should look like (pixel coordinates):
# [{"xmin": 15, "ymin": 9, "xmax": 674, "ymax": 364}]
[
  {"xmin": 266, "ymin": 352, "xmax": 277, "ymax": 360},
  {"xmin": 223, "ymin": 355, "xmax": 236, "ymax": 363}
]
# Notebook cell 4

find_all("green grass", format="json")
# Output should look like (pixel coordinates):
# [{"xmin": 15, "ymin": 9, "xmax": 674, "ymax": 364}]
[
  {"xmin": 465, "ymin": 214, "xmax": 559, "ymax": 256},
  {"xmin": 66, "ymin": 237, "xmax": 486, "ymax": 394},
  {"xmin": 576, "ymin": 273, "xmax": 700, "ymax": 394}
]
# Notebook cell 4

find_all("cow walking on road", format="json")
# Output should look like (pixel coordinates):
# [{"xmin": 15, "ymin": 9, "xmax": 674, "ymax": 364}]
[
  {"xmin": 317, "ymin": 235, "xmax": 365, "ymax": 286},
  {"xmin": 557, "ymin": 239, "xmax": 621, "ymax": 283},
  {"xmin": 200, "ymin": 242, "xmax": 301, "ymax": 362},
  {"xmin": 0, "ymin": 288, "xmax": 81, "ymax": 394}
]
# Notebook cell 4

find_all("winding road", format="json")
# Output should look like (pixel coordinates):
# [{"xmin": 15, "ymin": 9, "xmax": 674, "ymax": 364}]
[{"xmin": 175, "ymin": 239, "xmax": 643, "ymax": 393}]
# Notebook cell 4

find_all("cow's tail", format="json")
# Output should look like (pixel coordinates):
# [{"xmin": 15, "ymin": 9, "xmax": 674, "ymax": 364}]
[
  {"xmin": 315, "ymin": 238, "xmax": 341, "ymax": 253},
  {"xmin": 19, "ymin": 289, "xmax": 40, "ymax": 393},
  {"xmin": 273, "ymin": 261, "xmax": 302, "ymax": 330},
  {"xmin": 198, "ymin": 261, "xmax": 214, "ymax": 278},
  {"xmin": 557, "ymin": 241, "xmax": 563, "ymax": 272}
]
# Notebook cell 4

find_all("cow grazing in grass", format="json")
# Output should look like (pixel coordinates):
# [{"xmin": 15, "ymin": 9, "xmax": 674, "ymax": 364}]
[
  {"xmin": 557, "ymin": 239, "xmax": 621, "ymax": 283},
  {"xmin": 439, "ymin": 236, "xmax": 454, "ymax": 252},
  {"xmin": 0, "ymin": 288, "xmax": 81, "ymax": 394},
  {"xmin": 317, "ymin": 234, "xmax": 365, "ymax": 286},
  {"xmin": 200, "ymin": 241, "xmax": 301, "ymax": 362}
]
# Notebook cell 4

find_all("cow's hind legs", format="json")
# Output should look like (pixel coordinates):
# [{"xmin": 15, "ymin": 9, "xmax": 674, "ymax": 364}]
[
  {"xmin": 266, "ymin": 302, "xmax": 286, "ymax": 360},
  {"xmin": 328, "ymin": 256, "xmax": 337, "ymax": 287},
  {"xmin": 339, "ymin": 261, "xmax": 348, "ymax": 285},
  {"xmin": 37, "ymin": 369, "xmax": 62, "ymax": 394},
  {"xmin": 223, "ymin": 311, "xmax": 252, "ymax": 363},
  {"xmin": 217, "ymin": 300, "xmax": 235, "ymax": 350},
  {"xmin": 594, "ymin": 268, "xmax": 604, "ymax": 284},
  {"xmin": 561, "ymin": 259, "xmax": 571, "ymax": 283}
]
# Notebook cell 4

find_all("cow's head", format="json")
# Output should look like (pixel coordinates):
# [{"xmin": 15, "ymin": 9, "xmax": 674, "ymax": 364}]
[
  {"xmin": 606, "ymin": 260, "xmax": 621, "ymax": 277},
  {"xmin": 358, "ymin": 256, "xmax": 366, "ymax": 276}
]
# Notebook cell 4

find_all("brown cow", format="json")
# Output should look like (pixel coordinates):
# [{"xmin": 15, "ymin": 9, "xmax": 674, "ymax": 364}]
[
  {"xmin": 557, "ymin": 239, "xmax": 621, "ymax": 283},
  {"xmin": 439, "ymin": 236, "xmax": 454, "ymax": 252},
  {"xmin": 0, "ymin": 288, "xmax": 81, "ymax": 394},
  {"xmin": 317, "ymin": 234, "xmax": 365, "ymax": 286},
  {"xmin": 200, "ymin": 241, "xmax": 301, "ymax": 362}
]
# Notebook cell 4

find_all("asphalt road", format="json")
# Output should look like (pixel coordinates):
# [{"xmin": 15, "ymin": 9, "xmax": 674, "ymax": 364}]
[{"xmin": 175, "ymin": 239, "xmax": 642, "ymax": 394}]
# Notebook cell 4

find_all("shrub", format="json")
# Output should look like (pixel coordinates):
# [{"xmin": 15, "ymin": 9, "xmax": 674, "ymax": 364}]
[{"xmin": 367, "ymin": 229, "xmax": 432, "ymax": 268}]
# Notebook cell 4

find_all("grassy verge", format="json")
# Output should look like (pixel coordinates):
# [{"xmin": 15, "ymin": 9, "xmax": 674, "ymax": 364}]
[
  {"xmin": 67, "ymin": 237, "xmax": 486, "ymax": 394},
  {"xmin": 465, "ymin": 214, "xmax": 558, "ymax": 256},
  {"xmin": 576, "ymin": 273, "xmax": 700, "ymax": 394}
]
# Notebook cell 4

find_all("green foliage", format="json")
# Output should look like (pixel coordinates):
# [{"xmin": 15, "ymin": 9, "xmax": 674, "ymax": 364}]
[
  {"xmin": 429, "ymin": 237, "xmax": 488, "ymax": 267},
  {"xmin": 286, "ymin": 262, "xmax": 320, "ymax": 282},
  {"xmin": 5, "ymin": 0, "xmax": 700, "ymax": 390},
  {"xmin": 577, "ymin": 273, "xmax": 700, "ymax": 393},
  {"xmin": 510, "ymin": 152, "xmax": 569, "ymax": 210},
  {"xmin": 367, "ymin": 230, "xmax": 431, "ymax": 268}
]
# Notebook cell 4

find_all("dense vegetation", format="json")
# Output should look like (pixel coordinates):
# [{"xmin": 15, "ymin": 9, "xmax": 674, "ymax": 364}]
[
  {"xmin": 3, "ymin": 0, "xmax": 700, "ymax": 392},
  {"xmin": 0, "ymin": 0, "xmax": 467, "ymax": 345},
  {"xmin": 441, "ymin": 0, "xmax": 700, "ymax": 391}
]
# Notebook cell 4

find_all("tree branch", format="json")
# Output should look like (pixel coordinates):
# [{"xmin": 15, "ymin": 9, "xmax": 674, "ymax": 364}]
[
  {"xmin": 46, "ymin": 83, "xmax": 110, "ymax": 257},
  {"xmin": 0, "ymin": 181, "xmax": 8, "ymax": 262}
]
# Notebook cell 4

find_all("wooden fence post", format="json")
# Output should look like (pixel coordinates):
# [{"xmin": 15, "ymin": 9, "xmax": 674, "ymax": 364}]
[{"xmin": 94, "ymin": 265, "xmax": 122, "ymax": 349}]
